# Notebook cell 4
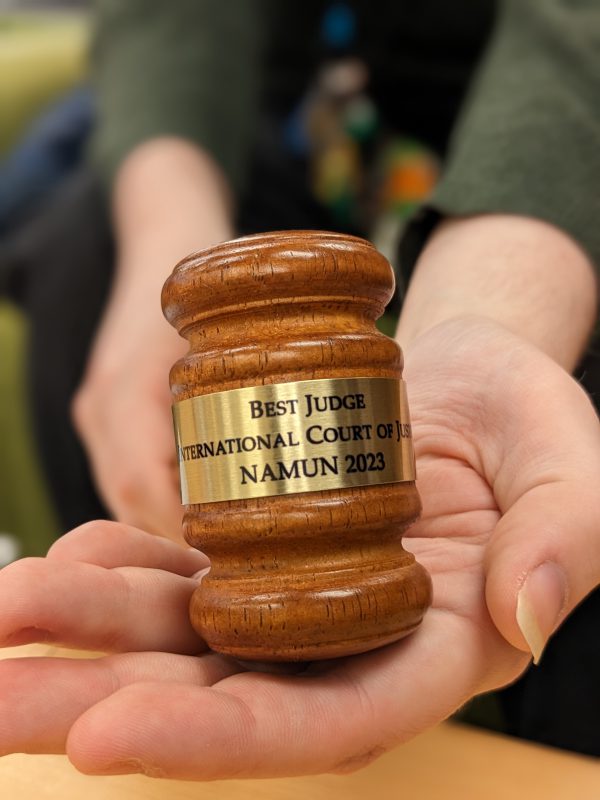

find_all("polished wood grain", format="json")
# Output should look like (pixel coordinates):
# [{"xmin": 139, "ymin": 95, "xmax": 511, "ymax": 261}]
[
  {"xmin": 162, "ymin": 231, "xmax": 431, "ymax": 661},
  {"xmin": 2, "ymin": 645, "xmax": 598, "ymax": 800}
]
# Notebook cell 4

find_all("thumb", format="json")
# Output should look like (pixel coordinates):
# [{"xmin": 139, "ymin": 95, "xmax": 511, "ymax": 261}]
[{"xmin": 484, "ymin": 477, "xmax": 600, "ymax": 663}]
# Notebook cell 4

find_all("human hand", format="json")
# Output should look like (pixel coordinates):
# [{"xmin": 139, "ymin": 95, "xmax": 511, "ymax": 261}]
[
  {"xmin": 2, "ymin": 318, "xmax": 599, "ymax": 779},
  {"xmin": 72, "ymin": 306, "xmax": 186, "ymax": 541},
  {"xmin": 72, "ymin": 138, "xmax": 233, "ymax": 540}
]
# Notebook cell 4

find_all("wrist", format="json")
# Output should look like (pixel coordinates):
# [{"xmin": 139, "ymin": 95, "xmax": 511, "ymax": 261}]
[{"xmin": 396, "ymin": 214, "xmax": 598, "ymax": 371}]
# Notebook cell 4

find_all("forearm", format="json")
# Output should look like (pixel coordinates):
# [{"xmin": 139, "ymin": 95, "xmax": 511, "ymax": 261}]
[
  {"xmin": 396, "ymin": 214, "xmax": 598, "ymax": 371},
  {"xmin": 87, "ymin": 137, "xmax": 233, "ymax": 375},
  {"xmin": 112, "ymin": 137, "xmax": 232, "ymax": 308},
  {"xmin": 74, "ymin": 138, "xmax": 233, "ymax": 536}
]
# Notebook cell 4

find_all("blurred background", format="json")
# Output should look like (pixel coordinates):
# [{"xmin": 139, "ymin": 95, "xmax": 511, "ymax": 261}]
[
  {"xmin": 0, "ymin": 0, "xmax": 436, "ymax": 564},
  {"xmin": 0, "ymin": 0, "xmax": 89, "ymax": 564}
]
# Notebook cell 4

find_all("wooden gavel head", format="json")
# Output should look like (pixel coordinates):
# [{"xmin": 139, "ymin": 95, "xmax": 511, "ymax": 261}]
[{"xmin": 161, "ymin": 231, "xmax": 431, "ymax": 662}]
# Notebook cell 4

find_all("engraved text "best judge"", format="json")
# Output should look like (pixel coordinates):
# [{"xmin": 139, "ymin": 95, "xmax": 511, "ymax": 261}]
[{"xmin": 249, "ymin": 392, "xmax": 366, "ymax": 420}]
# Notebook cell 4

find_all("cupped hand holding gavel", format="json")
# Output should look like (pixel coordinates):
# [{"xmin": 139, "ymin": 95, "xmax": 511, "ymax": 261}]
[{"xmin": 1, "ymin": 277, "xmax": 599, "ymax": 779}]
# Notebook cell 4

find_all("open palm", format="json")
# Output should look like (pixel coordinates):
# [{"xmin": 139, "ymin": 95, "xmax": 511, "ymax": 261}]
[{"xmin": 1, "ymin": 318, "xmax": 598, "ymax": 779}]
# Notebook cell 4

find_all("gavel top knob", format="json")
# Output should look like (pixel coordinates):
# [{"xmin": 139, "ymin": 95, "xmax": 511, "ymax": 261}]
[{"xmin": 162, "ymin": 230, "xmax": 431, "ymax": 662}]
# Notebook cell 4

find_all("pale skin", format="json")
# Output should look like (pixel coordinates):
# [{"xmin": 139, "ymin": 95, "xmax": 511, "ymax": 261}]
[
  {"xmin": 72, "ymin": 139, "xmax": 233, "ymax": 539},
  {"xmin": 0, "ymin": 138, "xmax": 599, "ymax": 778}
]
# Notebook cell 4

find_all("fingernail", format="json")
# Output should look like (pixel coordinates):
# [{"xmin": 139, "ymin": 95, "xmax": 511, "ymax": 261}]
[
  {"xmin": 516, "ymin": 562, "xmax": 567, "ymax": 665},
  {"xmin": 192, "ymin": 566, "xmax": 211, "ymax": 583}
]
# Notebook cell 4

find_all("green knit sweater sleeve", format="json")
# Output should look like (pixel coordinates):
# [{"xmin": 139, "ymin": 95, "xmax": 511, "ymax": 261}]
[
  {"xmin": 405, "ymin": 0, "xmax": 600, "ymax": 275},
  {"xmin": 90, "ymin": 0, "xmax": 265, "ymax": 191}
]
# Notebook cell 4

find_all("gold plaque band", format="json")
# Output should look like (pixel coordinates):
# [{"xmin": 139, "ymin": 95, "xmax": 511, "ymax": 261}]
[{"xmin": 173, "ymin": 377, "xmax": 416, "ymax": 504}]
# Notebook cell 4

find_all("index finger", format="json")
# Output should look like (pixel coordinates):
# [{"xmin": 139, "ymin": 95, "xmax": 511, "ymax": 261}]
[
  {"xmin": 0, "ymin": 556, "xmax": 205, "ymax": 654},
  {"xmin": 47, "ymin": 521, "xmax": 207, "ymax": 574}
]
